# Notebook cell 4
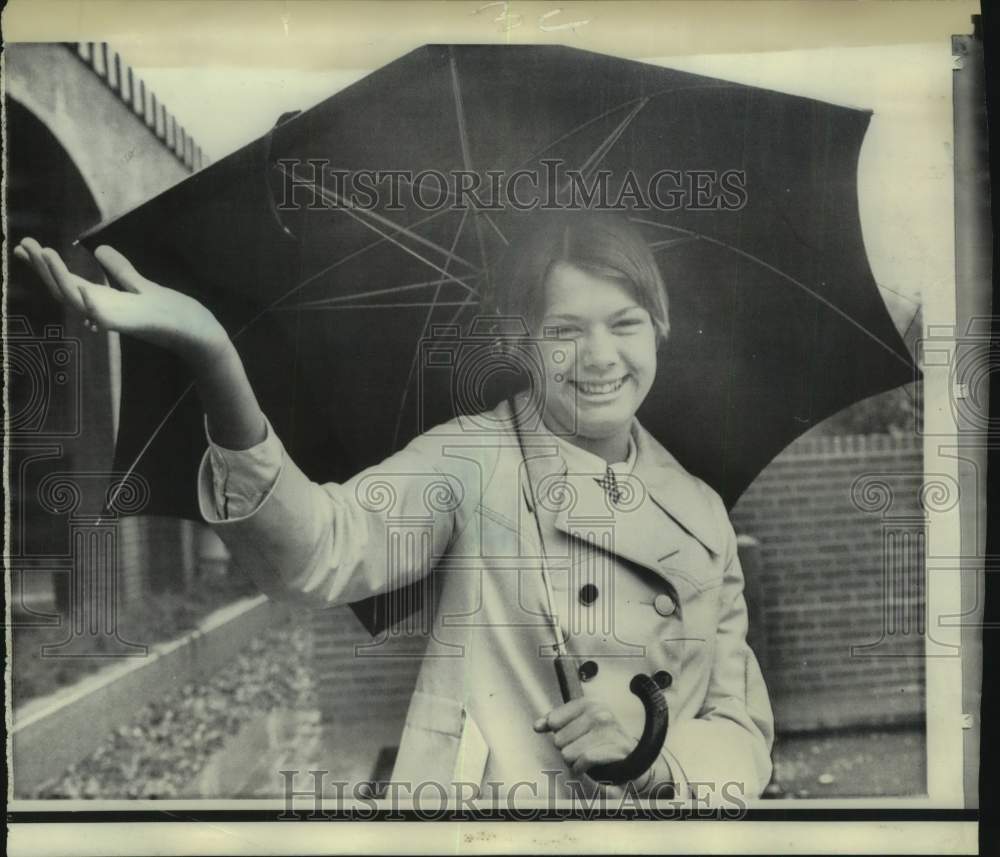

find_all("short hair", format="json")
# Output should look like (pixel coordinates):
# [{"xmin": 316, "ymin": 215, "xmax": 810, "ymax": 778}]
[{"xmin": 490, "ymin": 210, "xmax": 670, "ymax": 340}]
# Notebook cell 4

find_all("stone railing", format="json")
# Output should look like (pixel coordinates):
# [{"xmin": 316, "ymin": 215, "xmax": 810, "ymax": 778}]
[{"xmin": 67, "ymin": 42, "xmax": 207, "ymax": 172}]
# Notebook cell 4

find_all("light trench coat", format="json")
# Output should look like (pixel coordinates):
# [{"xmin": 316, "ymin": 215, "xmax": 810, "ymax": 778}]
[{"xmin": 197, "ymin": 395, "xmax": 773, "ymax": 801}]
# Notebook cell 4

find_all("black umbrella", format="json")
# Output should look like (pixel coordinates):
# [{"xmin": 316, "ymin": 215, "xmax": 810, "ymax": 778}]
[{"xmin": 81, "ymin": 44, "xmax": 916, "ymax": 635}]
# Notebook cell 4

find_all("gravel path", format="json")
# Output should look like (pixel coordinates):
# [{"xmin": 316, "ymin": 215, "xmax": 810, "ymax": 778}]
[
  {"xmin": 33, "ymin": 617, "xmax": 316, "ymax": 799},
  {"xmin": 770, "ymin": 728, "xmax": 925, "ymax": 797}
]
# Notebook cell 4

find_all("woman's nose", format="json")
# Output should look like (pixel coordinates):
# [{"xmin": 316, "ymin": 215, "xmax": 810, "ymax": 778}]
[{"xmin": 581, "ymin": 329, "xmax": 618, "ymax": 370}]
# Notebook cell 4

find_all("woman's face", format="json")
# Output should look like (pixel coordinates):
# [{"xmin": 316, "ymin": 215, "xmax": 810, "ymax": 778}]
[{"xmin": 535, "ymin": 261, "xmax": 658, "ymax": 442}]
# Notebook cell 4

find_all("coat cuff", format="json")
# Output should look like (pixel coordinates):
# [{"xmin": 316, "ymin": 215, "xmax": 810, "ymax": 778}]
[
  {"xmin": 659, "ymin": 746, "xmax": 690, "ymax": 799},
  {"xmin": 633, "ymin": 745, "xmax": 689, "ymax": 800},
  {"xmin": 200, "ymin": 414, "xmax": 283, "ymax": 522},
  {"xmin": 660, "ymin": 717, "xmax": 771, "ymax": 805}
]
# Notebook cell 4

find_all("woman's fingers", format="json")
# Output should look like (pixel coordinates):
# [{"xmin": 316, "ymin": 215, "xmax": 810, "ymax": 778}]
[
  {"xmin": 16, "ymin": 236, "xmax": 222, "ymax": 354},
  {"xmin": 75, "ymin": 280, "xmax": 105, "ymax": 327},
  {"xmin": 40, "ymin": 248, "xmax": 89, "ymax": 315},
  {"xmin": 551, "ymin": 712, "xmax": 595, "ymax": 749},
  {"xmin": 534, "ymin": 698, "xmax": 589, "ymax": 733},
  {"xmin": 93, "ymin": 245, "xmax": 149, "ymax": 294},
  {"xmin": 571, "ymin": 746, "xmax": 622, "ymax": 780},
  {"xmin": 18, "ymin": 239, "xmax": 103, "ymax": 321},
  {"xmin": 13, "ymin": 244, "xmax": 30, "ymax": 263},
  {"xmin": 18, "ymin": 238, "xmax": 64, "ymax": 305}
]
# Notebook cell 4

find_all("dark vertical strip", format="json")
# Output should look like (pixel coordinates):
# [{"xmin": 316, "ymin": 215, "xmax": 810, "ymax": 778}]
[{"xmin": 951, "ymin": 28, "xmax": 990, "ymax": 814}]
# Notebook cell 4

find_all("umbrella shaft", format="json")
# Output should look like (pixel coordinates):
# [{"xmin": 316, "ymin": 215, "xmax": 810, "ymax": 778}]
[
  {"xmin": 555, "ymin": 652, "xmax": 584, "ymax": 703},
  {"xmin": 508, "ymin": 396, "xmax": 583, "ymax": 704}
]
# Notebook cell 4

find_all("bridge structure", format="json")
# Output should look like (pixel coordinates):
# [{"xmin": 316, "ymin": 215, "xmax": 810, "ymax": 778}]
[
  {"xmin": 6, "ymin": 42, "xmax": 214, "ymax": 621},
  {"xmin": 6, "ymin": 44, "xmax": 412, "ymax": 797}
]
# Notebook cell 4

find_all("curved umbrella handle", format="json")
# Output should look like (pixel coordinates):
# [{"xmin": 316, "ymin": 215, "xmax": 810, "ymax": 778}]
[{"xmin": 586, "ymin": 674, "xmax": 669, "ymax": 787}]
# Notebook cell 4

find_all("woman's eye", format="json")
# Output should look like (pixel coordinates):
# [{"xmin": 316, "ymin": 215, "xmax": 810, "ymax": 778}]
[{"xmin": 614, "ymin": 319, "xmax": 643, "ymax": 331}]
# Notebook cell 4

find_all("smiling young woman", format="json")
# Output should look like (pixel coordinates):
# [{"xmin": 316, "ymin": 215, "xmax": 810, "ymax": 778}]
[
  {"xmin": 537, "ymin": 261, "xmax": 659, "ymax": 463},
  {"xmin": 16, "ymin": 209, "xmax": 773, "ymax": 804},
  {"xmin": 493, "ymin": 211, "xmax": 669, "ymax": 463}
]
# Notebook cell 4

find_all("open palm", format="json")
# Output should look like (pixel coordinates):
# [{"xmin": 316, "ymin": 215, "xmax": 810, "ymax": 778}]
[{"xmin": 15, "ymin": 238, "xmax": 225, "ymax": 362}]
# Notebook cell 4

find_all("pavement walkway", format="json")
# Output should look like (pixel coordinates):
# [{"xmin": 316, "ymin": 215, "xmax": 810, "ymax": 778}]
[{"xmin": 193, "ymin": 708, "xmax": 399, "ymax": 798}]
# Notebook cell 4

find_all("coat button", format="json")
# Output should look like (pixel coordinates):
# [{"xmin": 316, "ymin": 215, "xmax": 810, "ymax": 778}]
[
  {"xmin": 653, "ymin": 670, "xmax": 673, "ymax": 690},
  {"xmin": 653, "ymin": 593, "xmax": 676, "ymax": 617},
  {"xmin": 579, "ymin": 583, "xmax": 599, "ymax": 605},
  {"xmin": 578, "ymin": 660, "xmax": 599, "ymax": 682}
]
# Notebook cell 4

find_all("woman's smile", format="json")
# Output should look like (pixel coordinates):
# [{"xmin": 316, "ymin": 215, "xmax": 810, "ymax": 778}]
[{"xmin": 569, "ymin": 374, "xmax": 632, "ymax": 400}]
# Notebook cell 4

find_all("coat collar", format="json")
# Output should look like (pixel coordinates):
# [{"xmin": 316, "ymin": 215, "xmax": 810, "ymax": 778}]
[
  {"xmin": 630, "ymin": 420, "xmax": 724, "ymax": 556},
  {"xmin": 501, "ymin": 394, "xmax": 724, "ymax": 558}
]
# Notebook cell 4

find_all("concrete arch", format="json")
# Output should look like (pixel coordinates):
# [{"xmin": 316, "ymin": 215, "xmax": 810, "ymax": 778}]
[{"xmin": 5, "ymin": 43, "xmax": 191, "ymax": 223}]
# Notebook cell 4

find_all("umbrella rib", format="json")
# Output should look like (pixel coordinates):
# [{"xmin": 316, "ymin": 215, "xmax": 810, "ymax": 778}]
[
  {"xmin": 274, "ymin": 162, "xmax": 479, "ymax": 274},
  {"xmin": 483, "ymin": 212, "xmax": 509, "ymax": 245},
  {"xmin": 648, "ymin": 237, "xmax": 700, "ymax": 251},
  {"xmin": 577, "ymin": 97, "xmax": 650, "ymax": 180},
  {"xmin": 450, "ymin": 51, "xmax": 491, "ymax": 275},
  {"xmin": 271, "ymin": 204, "xmax": 463, "ymax": 309},
  {"xmin": 292, "ymin": 211, "xmax": 464, "ymax": 308},
  {"xmin": 900, "ymin": 305, "xmax": 922, "ymax": 346},
  {"xmin": 308, "ymin": 182, "xmax": 481, "ymax": 297},
  {"xmin": 394, "ymin": 291, "xmax": 479, "ymax": 444},
  {"xmin": 392, "ymin": 205, "xmax": 473, "ymax": 449},
  {"xmin": 509, "ymin": 82, "xmax": 733, "ymax": 174},
  {"xmin": 440, "ymin": 290, "xmax": 480, "ymax": 337},
  {"xmin": 875, "ymin": 280, "xmax": 922, "ymax": 306},
  {"xmin": 269, "ymin": 301, "xmax": 473, "ymax": 311},
  {"xmin": 276, "ymin": 275, "xmax": 481, "ymax": 310},
  {"xmin": 103, "ymin": 381, "xmax": 197, "ymax": 524},
  {"xmin": 396, "ymin": 170, "xmax": 507, "ymax": 251},
  {"xmin": 513, "ymin": 99, "xmax": 647, "ymax": 172},
  {"xmin": 632, "ymin": 216, "xmax": 913, "ymax": 367}
]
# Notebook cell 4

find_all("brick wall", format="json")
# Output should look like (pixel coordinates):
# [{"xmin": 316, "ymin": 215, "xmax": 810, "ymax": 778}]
[
  {"xmin": 730, "ymin": 433, "xmax": 925, "ymax": 733},
  {"xmin": 309, "ymin": 607, "xmax": 428, "ymax": 725}
]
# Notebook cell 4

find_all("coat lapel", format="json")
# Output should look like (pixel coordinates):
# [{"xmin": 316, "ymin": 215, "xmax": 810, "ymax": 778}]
[
  {"xmin": 502, "ymin": 395, "xmax": 724, "ymax": 584},
  {"xmin": 630, "ymin": 422, "xmax": 725, "ymax": 557}
]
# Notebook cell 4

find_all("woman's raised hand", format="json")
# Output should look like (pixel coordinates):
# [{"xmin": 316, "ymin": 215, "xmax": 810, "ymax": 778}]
[
  {"xmin": 14, "ymin": 238, "xmax": 229, "ymax": 366},
  {"xmin": 16, "ymin": 237, "xmax": 268, "ymax": 449}
]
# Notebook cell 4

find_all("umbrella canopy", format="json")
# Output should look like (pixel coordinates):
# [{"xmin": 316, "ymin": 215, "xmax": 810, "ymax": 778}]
[{"xmin": 81, "ymin": 45, "xmax": 916, "ymax": 631}]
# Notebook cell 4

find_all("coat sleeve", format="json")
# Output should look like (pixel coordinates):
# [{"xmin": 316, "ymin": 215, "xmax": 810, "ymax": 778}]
[
  {"xmin": 202, "ymin": 415, "xmax": 282, "ymax": 520},
  {"xmin": 196, "ymin": 419, "xmax": 483, "ymax": 609},
  {"xmin": 656, "ymin": 492, "xmax": 775, "ymax": 804}
]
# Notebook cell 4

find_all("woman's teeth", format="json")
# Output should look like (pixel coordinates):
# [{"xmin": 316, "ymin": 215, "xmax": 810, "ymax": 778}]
[{"xmin": 574, "ymin": 377, "xmax": 627, "ymax": 395}]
